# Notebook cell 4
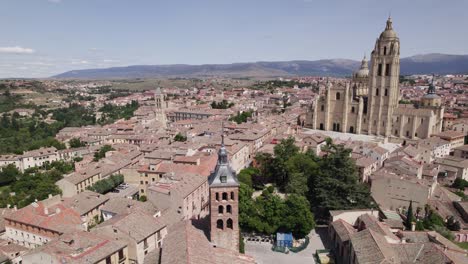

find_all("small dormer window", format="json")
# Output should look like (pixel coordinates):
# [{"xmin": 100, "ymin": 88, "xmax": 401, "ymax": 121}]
[{"xmin": 220, "ymin": 176, "xmax": 227, "ymax": 183}]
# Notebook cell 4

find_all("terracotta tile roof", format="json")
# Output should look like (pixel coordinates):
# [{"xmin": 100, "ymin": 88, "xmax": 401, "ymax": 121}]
[
  {"xmin": 161, "ymin": 220, "xmax": 255, "ymax": 264},
  {"xmin": 24, "ymin": 231, "xmax": 127, "ymax": 264},
  {"xmin": 6, "ymin": 202, "xmax": 83, "ymax": 234}
]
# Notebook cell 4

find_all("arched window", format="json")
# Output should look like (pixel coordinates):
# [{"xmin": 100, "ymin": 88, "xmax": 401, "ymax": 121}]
[
  {"xmin": 230, "ymin": 192, "xmax": 235, "ymax": 200},
  {"xmin": 218, "ymin": 205, "xmax": 224, "ymax": 214},
  {"xmin": 217, "ymin": 219, "xmax": 223, "ymax": 229},
  {"xmin": 319, "ymin": 123, "xmax": 324, "ymax": 130},
  {"xmin": 349, "ymin": 126, "xmax": 354, "ymax": 133},
  {"xmin": 215, "ymin": 193, "xmax": 219, "ymax": 201},
  {"xmin": 406, "ymin": 131, "xmax": 410, "ymax": 137},
  {"xmin": 321, "ymin": 105, "xmax": 324, "ymax": 111},
  {"xmin": 351, "ymin": 107, "xmax": 355, "ymax": 113},
  {"xmin": 394, "ymin": 130, "xmax": 398, "ymax": 135},
  {"xmin": 376, "ymin": 89, "xmax": 379, "ymax": 96},
  {"xmin": 383, "ymin": 46, "xmax": 387, "ymax": 55},
  {"xmin": 227, "ymin": 219, "xmax": 233, "ymax": 229},
  {"xmin": 227, "ymin": 205, "xmax": 232, "ymax": 214},
  {"xmin": 336, "ymin": 92, "xmax": 341, "ymax": 100},
  {"xmin": 384, "ymin": 89, "xmax": 388, "ymax": 96},
  {"xmin": 222, "ymin": 192, "xmax": 228, "ymax": 201}
]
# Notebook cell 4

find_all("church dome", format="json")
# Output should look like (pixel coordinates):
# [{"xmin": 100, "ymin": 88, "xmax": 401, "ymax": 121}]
[
  {"xmin": 379, "ymin": 17, "xmax": 398, "ymax": 39},
  {"xmin": 354, "ymin": 55, "xmax": 369, "ymax": 78}
]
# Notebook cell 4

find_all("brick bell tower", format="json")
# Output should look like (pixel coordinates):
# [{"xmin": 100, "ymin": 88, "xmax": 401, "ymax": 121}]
[{"xmin": 209, "ymin": 127, "xmax": 240, "ymax": 252}]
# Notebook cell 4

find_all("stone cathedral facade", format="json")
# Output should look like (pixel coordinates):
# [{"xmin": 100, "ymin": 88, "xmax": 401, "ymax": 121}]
[{"xmin": 306, "ymin": 18, "xmax": 444, "ymax": 140}]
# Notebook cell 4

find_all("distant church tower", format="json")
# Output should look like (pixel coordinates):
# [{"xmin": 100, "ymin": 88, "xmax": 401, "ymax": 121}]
[
  {"xmin": 154, "ymin": 87, "xmax": 167, "ymax": 128},
  {"xmin": 209, "ymin": 130, "xmax": 240, "ymax": 252},
  {"xmin": 367, "ymin": 17, "xmax": 400, "ymax": 136}
]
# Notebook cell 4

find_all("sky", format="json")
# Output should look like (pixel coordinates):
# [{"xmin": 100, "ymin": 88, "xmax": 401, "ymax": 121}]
[{"xmin": 1, "ymin": 0, "xmax": 468, "ymax": 78}]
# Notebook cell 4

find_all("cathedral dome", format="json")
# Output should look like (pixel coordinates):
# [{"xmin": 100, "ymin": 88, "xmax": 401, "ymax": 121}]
[
  {"xmin": 354, "ymin": 55, "xmax": 369, "ymax": 78},
  {"xmin": 379, "ymin": 17, "xmax": 398, "ymax": 39}
]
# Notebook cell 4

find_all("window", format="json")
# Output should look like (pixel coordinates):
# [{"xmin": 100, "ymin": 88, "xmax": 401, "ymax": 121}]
[
  {"xmin": 336, "ymin": 92, "xmax": 341, "ymax": 100},
  {"xmin": 421, "ymin": 118, "xmax": 424, "ymax": 124},
  {"xmin": 395, "ymin": 130, "xmax": 398, "ymax": 135},
  {"xmin": 222, "ymin": 192, "xmax": 228, "ymax": 200},
  {"xmin": 227, "ymin": 205, "xmax": 232, "ymax": 214},
  {"xmin": 230, "ymin": 192, "xmax": 235, "ymax": 200},
  {"xmin": 144, "ymin": 238, "xmax": 148, "ymax": 249},
  {"xmin": 384, "ymin": 89, "xmax": 388, "ymax": 96},
  {"xmin": 351, "ymin": 107, "xmax": 355, "ymax": 113},
  {"xmin": 217, "ymin": 219, "xmax": 224, "ymax": 229},
  {"xmin": 384, "ymin": 46, "xmax": 387, "ymax": 55},
  {"xmin": 378, "ymin": 64, "xmax": 383, "ymax": 76},
  {"xmin": 220, "ymin": 176, "xmax": 227, "ymax": 183},
  {"xmin": 106, "ymin": 257, "xmax": 111, "ymax": 264},
  {"xmin": 319, "ymin": 123, "xmax": 324, "ymax": 130},
  {"xmin": 376, "ymin": 89, "xmax": 379, "ymax": 96},
  {"xmin": 118, "ymin": 250, "xmax": 125, "ymax": 261},
  {"xmin": 215, "ymin": 193, "xmax": 219, "ymax": 201},
  {"xmin": 218, "ymin": 205, "xmax": 224, "ymax": 214},
  {"xmin": 385, "ymin": 64, "xmax": 390, "ymax": 76},
  {"xmin": 321, "ymin": 105, "xmax": 324, "ymax": 111},
  {"xmin": 227, "ymin": 218, "xmax": 233, "ymax": 229},
  {"xmin": 406, "ymin": 131, "xmax": 410, "ymax": 137}
]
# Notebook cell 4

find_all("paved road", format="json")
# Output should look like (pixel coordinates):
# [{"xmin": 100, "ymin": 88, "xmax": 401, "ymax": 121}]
[{"xmin": 245, "ymin": 229, "xmax": 325, "ymax": 264}]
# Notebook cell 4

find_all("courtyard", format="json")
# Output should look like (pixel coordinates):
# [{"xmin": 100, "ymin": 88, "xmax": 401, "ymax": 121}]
[{"xmin": 245, "ymin": 228, "xmax": 328, "ymax": 264}]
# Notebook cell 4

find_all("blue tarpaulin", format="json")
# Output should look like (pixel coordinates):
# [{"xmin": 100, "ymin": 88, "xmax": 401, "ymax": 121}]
[{"xmin": 276, "ymin": 232, "xmax": 293, "ymax": 248}]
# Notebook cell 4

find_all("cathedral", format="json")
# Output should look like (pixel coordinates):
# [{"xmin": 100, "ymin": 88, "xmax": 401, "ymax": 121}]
[{"xmin": 306, "ymin": 18, "xmax": 444, "ymax": 141}]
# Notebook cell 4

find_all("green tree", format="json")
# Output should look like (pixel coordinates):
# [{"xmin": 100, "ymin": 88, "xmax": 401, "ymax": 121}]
[
  {"xmin": 283, "ymin": 194, "xmax": 315, "ymax": 238},
  {"xmin": 174, "ymin": 133, "xmax": 187, "ymax": 142},
  {"xmin": 69, "ymin": 138, "xmax": 86, "ymax": 148},
  {"xmin": 0, "ymin": 164, "xmax": 20, "ymax": 186},
  {"xmin": 238, "ymin": 167, "xmax": 259, "ymax": 188},
  {"xmin": 405, "ymin": 200, "xmax": 415, "ymax": 230},
  {"xmin": 93, "ymin": 145, "xmax": 114, "ymax": 161}
]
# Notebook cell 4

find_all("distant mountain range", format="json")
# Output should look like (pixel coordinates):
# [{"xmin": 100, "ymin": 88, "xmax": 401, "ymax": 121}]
[{"xmin": 52, "ymin": 53, "xmax": 468, "ymax": 79}]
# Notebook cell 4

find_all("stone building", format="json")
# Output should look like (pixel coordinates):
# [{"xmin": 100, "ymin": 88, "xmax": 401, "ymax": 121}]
[{"xmin": 307, "ymin": 18, "xmax": 444, "ymax": 141}]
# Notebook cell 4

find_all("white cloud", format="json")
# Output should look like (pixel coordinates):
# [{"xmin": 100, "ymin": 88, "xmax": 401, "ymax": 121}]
[
  {"xmin": 71, "ymin": 60, "xmax": 90, "ymax": 65},
  {"xmin": 0, "ymin": 46, "xmax": 35, "ymax": 54},
  {"xmin": 103, "ymin": 59, "xmax": 119, "ymax": 63}
]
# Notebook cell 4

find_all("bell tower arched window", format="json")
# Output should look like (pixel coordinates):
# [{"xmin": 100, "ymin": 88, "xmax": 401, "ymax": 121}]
[
  {"xmin": 217, "ymin": 219, "xmax": 223, "ymax": 229},
  {"xmin": 227, "ymin": 219, "xmax": 233, "ymax": 229},
  {"xmin": 227, "ymin": 205, "xmax": 232, "ymax": 214},
  {"xmin": 218, "ymin": 205, "xmax": 224, "ymax": 214},
  {"xmin": 336, "ymin": 92, "xmax": 341, "ymax": 100}
]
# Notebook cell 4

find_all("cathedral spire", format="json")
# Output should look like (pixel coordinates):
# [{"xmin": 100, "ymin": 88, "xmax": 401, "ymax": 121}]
[{"xmin": 386, "ymin": 16, "xmax": 393, "ymax": 30}]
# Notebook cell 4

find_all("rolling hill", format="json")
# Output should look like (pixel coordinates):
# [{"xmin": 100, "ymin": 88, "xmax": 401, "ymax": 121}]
[{"xmin": 53, "ymin": 53, "xmax": 468, "ymax": 79}]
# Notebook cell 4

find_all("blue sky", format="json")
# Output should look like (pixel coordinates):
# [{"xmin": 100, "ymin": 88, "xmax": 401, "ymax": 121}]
[{"xmin": 1, "ymin": 0, "xmax": 467, "ymax": 78}]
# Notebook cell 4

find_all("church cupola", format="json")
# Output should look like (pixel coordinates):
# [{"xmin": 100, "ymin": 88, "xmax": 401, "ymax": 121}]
[
  {"xmin": 421, "ymin": 75, "xmax": 441, "ymax": 107},
  {"xmin": 354, "ymin": 55, "xmax": 369, "ymax": 79}
]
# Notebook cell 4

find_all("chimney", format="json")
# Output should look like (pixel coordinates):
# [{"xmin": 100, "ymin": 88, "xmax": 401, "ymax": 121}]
[
  {"xmin": 411, "ymin": 222, "xmax": 416, "ymax": 232},
  {"xmin": 7, "ymin": 204, "xmax": 10, "ymax": 209},
  {"xmin": 44, "ymin": 207, "xmax": 49, "ymax": 215},
  {"xmin": 56, "ymin": 208, "xmax": 61, "ymax": 214},
  {"xmin": 13, "ymin": 205, "xmax": 17, "ymax": 211},
  {"xmin": 48, "ymin": 194, "xmax": 53, "ymax": 199}
]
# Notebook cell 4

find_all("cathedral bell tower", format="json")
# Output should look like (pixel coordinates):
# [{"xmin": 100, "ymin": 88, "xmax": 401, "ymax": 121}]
[
  {"xmin": 209, "ymin": 129, "xmax": 240, "ymax": 252},
  {"xmin": 154, "ymin": 87, "xmax": 168, "ymax": 128},
  {"xmin": 367, "ymin": 17, "xmax": 400, "ymax": 136}
]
